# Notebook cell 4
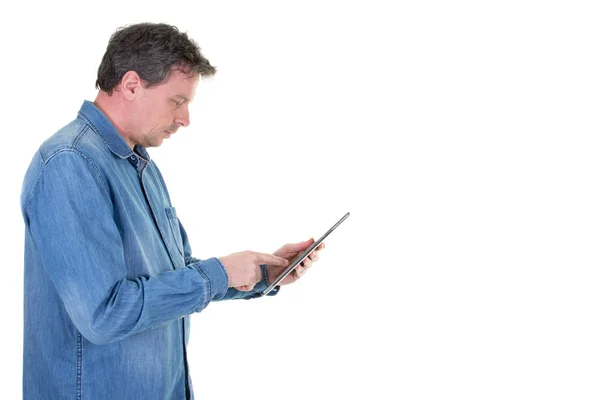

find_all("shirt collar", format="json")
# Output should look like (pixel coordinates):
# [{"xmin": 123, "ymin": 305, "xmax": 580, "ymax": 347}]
[{"xmin": 77, "ymin": 100, "xmax": 151, "ymax": 161}]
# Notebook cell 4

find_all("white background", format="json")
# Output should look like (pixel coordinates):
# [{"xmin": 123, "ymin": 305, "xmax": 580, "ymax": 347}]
[{"xmin": 1, "ymin": 0, "xmax": 599, "ymax": 399}]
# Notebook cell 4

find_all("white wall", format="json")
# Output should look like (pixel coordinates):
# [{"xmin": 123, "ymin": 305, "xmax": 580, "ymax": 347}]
[{"xmin": 1, "ymin": 1, "xmax": 599, "ymax": 399}]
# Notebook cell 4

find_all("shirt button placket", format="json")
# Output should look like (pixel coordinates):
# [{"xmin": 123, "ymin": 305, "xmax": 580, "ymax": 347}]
[{"xmin": 129, "ymin": 154, "xmax": 143, "ymax": 174}]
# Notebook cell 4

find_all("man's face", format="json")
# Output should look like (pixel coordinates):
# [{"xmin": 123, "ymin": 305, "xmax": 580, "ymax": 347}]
[{"xmin": 132, "ymin": 70, "xmax": 200, "ymax": 148}]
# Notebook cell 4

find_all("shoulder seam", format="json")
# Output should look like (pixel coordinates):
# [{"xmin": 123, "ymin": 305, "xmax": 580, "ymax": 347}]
[
  {"xmin": 71, "ymin": 125, "xmax": 89, "ymax": 150},
  {"xmin": 24, "ymin": 148, "xmax": 110, "ymax": 217}
]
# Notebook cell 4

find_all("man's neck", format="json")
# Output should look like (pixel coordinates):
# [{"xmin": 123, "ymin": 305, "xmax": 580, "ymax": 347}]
[{"xmin": 93, "ymin": 92, "xmax": 136, "ymax": 150}]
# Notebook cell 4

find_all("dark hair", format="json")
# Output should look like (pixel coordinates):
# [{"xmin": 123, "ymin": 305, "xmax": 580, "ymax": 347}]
[{"xmin": 96, "ymin": 23, "xmax": 216, "ymax": 94}]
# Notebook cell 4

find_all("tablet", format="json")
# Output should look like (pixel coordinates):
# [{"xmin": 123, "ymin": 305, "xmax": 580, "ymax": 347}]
[{"xmin": 261, "ymin": 212, "xmax": 350, "ymax": 296}]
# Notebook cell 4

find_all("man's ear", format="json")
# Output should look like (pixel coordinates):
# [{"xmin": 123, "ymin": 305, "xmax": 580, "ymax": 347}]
[{"xmin": 120, "ymin": 71, "xmax": 144, "ymax": 100}]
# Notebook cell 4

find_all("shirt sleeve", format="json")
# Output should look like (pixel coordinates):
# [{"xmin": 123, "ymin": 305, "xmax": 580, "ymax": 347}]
[
  {"xmin": 178, "ymin": 211, "xmax": 280, "ymax": 300},
  {"xmin": 24, "ymin": 150, "xmax": 228, "ymax": 345}
]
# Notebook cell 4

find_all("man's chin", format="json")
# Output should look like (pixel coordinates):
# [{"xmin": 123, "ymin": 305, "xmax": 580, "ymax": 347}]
[{"xmin": 147, "ymin": 137, "xmax": 166, "ymax": 148}]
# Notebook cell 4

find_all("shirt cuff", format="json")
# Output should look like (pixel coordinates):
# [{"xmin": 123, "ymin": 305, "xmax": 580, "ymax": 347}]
[
  {"xmin": 247, "ymin": 264, "xmax": 280, "ymax": 298},
  {"xmin": 191, "ymin": 257, "xmax": 229, "ymax": 300}
]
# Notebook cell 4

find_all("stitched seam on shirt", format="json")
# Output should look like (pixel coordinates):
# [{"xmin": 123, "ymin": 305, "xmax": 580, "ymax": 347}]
[
  {"xmin": 38, "ymin": 148, "xmax": 46, "ymax": 163},
  {"xmin": 25, "ymin": 149, "xmax": 111, "ymax": 217},
  {"xmin": 43, "ymin": 121, "xmax": 88, "ymax": 161},
  {"xmin": 76, "ymin": 332, "xmax": 82, "ymax": 400},
  {"xmin": 25, "ymin": 139, "xmax": 78, "ymax": 216},
  {"xmin": 78, "ymin": 111, "xmax": 127, "ymax": 157},
  {"xmin": 166, "ymin": 210, "xmax": 185, "ymax": 258},
  {"xmin": 215, "ymin": 257, "xmax": 229, "ymax": 289},
  {"xmin": 151, "ymin": 161, "xmax": 173, "ymax": 204},
  {"xmin": 71, "ymin": 125, "xmax": 89, "ymax": 150},
  {"xmin": 23, "ymin": 150, "xmax": 47, "ymax": 217},
  {"xmin": 195, "ymin": 266, "xmax": 212, "ymax": 305},
  {"xmin": 138, "ymin": 169, "xmax": 181, "ymax": 270}
]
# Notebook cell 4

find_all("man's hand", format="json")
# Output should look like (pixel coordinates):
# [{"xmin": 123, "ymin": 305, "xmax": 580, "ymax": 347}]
[
  {"xmin": 218, "ymin": 251, "xmax": 289, "ymax": 291},
  {"xmin": 266, "ymin": 238, "xmax": 325, "ymax": 286}
]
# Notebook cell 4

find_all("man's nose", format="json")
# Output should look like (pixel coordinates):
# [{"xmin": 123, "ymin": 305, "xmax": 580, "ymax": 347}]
[{"xmin": 174, "ymin": 106, "xmax": 190, "ymax": 127}]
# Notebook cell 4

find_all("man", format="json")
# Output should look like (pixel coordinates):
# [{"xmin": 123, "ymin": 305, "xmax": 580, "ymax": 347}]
[{"xmin": 20, "ymin": 22, "xmax": 324, "ymax": 399}]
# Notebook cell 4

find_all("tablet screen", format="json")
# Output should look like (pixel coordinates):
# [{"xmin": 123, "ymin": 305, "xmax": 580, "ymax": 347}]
[{"xmin": 261, "ymin": 212, "xmax": 350, "ymax": 296}]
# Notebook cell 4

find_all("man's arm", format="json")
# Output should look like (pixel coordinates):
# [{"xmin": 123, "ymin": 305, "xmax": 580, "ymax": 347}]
[
  {"xmin": 24, "ymin": 151, "xmax": 228, "ymax": 345},
  {"xmin": 178, "ymin": 221, "xmax": 279, "ymax": 300}
]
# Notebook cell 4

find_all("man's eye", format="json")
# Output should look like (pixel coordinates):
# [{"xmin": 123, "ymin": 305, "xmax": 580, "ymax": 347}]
[{"xmin": 173, "ymin": 100, "xmax": 182, "ymax": 108}]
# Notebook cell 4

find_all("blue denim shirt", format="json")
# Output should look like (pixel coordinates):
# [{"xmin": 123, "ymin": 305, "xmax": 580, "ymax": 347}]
[{"xmin": 20, "ymin": 101, "xmax": 278, "ymax": 400}]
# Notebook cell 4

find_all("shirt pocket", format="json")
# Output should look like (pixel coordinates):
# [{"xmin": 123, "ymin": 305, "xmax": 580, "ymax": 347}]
[{"xmin": 165, "ymin": 207, "xmax": 185, "ymax": 259}]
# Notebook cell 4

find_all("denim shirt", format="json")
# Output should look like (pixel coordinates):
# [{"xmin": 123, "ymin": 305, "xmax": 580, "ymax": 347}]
[{"xmin": 20, "ymin": 101, "xmax": 278, "ymax": 400}]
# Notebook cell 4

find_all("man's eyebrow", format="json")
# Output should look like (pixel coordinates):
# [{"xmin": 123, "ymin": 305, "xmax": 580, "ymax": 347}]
[{"xmin": 174, "ymin": 94, "xmax": 190, "ymax": 102}]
